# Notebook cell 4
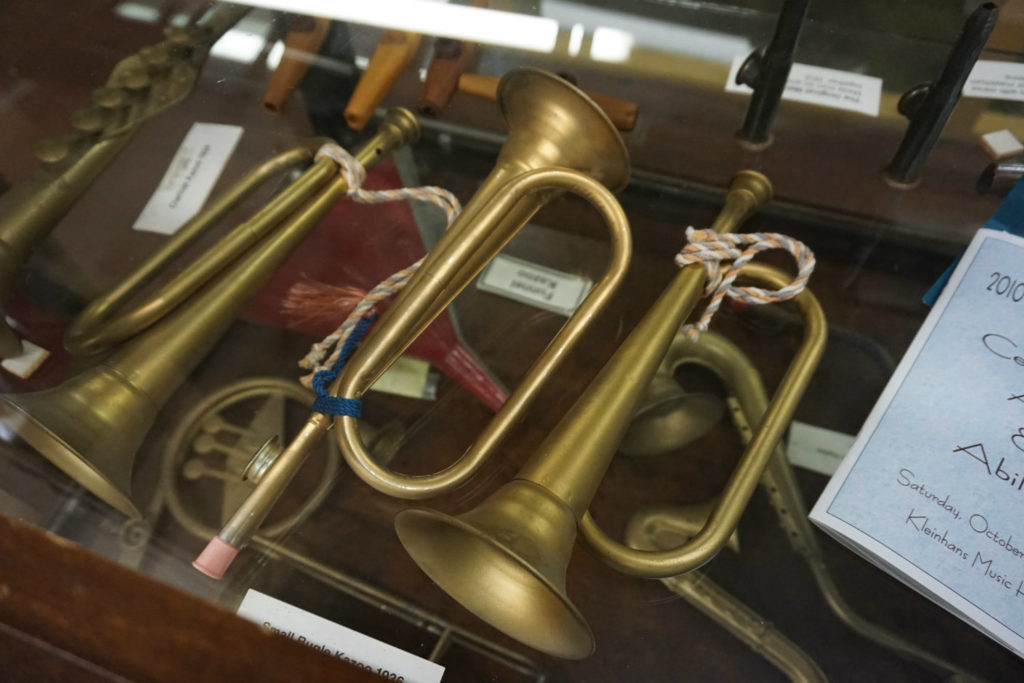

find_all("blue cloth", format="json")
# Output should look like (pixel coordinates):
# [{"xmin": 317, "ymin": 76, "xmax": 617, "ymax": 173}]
[
  {"xmin": 310, "ymin": 313, "xmax": 378, "ymax": 416},
  {"xmin": 924, "ymin": 175, "xmax": 1024, "ymax": 305}
]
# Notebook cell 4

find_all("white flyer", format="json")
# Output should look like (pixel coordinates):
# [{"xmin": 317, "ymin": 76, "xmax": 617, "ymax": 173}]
[
  {"xmin": 133, "ymin": 122, "xmax": 243, "ymax": 234},
  {"xmin": 726, "ymin": 55, "xmax": 882, "ymax": 117},
  {"xmin": 811, "ymin": 229, "xmax": 1024, "ymax": 658},
  {"xmin": 237, "ymin": 590, "xmax": 445, "ymax": 682}
]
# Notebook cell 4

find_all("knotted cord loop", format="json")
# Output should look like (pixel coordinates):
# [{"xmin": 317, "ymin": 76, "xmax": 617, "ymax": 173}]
[
  {"xmin": 310, "ymin": 313, "xmax": 377, "ymax": 416},
  {"xmin": 675, "ymin": 227, "xmax": 815, "ymax": 339},
  {"xmin": 315, "ymin": 142, "xmax": 461, "ymax": 224},
  {"xmin": 298, "ymin": 143, "xmax": 463, "ymax": 394}
]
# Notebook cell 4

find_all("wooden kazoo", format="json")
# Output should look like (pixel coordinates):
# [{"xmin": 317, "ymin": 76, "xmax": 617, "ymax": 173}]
[
  {"xmin": 345, "ymin": 29, "xmax": 422, "ymax": 130},
  {"xmin": 262, "ymin": 16, "xmax": 331, "ymax": 114},
  {"xmin": 417, "ymin": 0, "xmax": 487, "ymax": 117}
]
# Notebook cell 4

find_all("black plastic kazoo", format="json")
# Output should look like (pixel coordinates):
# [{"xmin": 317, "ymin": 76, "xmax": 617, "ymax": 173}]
[
  {"xmin": 884, "ymin": 2, "xmax": 999, "ymax": 187},
  {"xmin": 735, "ymin": 0, "xmax": 811, "ymax": 148}
]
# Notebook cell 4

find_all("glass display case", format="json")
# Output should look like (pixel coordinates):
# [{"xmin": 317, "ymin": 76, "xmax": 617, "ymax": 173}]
[{"xmin": 2, "ymin": 0, "xmax": 1024, "ymax": 680}]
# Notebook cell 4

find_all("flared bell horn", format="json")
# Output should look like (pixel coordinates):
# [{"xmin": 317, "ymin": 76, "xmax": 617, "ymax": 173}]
[
  {"xmin": 0, "ymin": 366, "xmax": 156, "ymax": 517},
  {"xmin": 619, "ymin": 371, "xmax": 726, "ymax": 457},
  {"xmin": 496, "ymin": 69, "xmax": 629, "ymax": 192},
  {"xmin": 395, "ymin": 479, "xmax": 593, "ymax": 659}
]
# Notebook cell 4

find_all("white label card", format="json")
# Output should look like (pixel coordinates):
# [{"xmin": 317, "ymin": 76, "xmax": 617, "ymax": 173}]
[
  {"xmin": 0, "ymin": 338, "xmax": 49, "ymax": 379},
  {"xmin": 236, "ymin": 590, "xmax": 445, "ymax": 683},
  {"xmin": 787, "ymin": 421, "xmax": 855, "ymax": 476},
  {"xmin": 726, "ymin": 55, "xmax": 882, "ymax": 117},
  {"xmin": 811, "ymin": 229, "xmax": 1024, "ymax": 658},
  {"xmin": 133, "ymin": 122, "xmax": 243, "ymax": 234},
  {"xmin": 371, "ymin": 355, "xmax": 435, "ymax": 400},
  {"xmin": 964, "ymin": 60, "xmax": 1024, "ymax": 102},
  {"xmin": 477, "ymin": 254, "xmax": 592, "ymax": 316}
]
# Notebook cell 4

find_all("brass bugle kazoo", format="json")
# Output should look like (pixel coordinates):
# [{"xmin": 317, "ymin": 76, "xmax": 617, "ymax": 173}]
[
  {"xmin": 628, "ymin": 329, "xmax": 987, "ymax": 681},
  {"xmin": 0, "ymin": 3, "xmax": 247, "ymax": 358},
  {"xmin": 576, "ymin": 262, "xmax": 825, "ymax": 578},
  {"xmin": 196, "ymin": 68, "xmax": 632, "ymax": 576},
  {"xmin": 393, "ymin": 171, "xmax": 827, "ymax": 659},
  {"xmin": 0, "ymin": 110, "xmax": 419, "ymax": 520},
  {"xmin": 626, "ymin": 504, "xmax": 826, "ymax": 683}
]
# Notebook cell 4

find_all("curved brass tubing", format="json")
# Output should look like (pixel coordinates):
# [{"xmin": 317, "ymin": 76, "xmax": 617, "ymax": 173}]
[
  {"xmin": 205, "ymin": 168, "xmax": 631, "ymax": 552},
  {"xmin": 0, "ymin": 110, "xmax": 419, "ymax": 518},
  {"xmin": 65, "ymin": 139, "xmax": 329, "ymax": 355},
  {"xmin": 577, "ymin": 262, "xmax": 826, "ymax": 578},
  {"xmin": 391, "ymin": 171, "xmax": 828, "ymax": 660},
  {"xmin": 628, "ymin": 329, "xmax": 986, "ymax": 681},
  {"xmin": 333, "ymin": 167, "xmax": 631, "ymax": 498},
  {"xmin": 197, "ymin": 69, "xmax": 634, "ymax": 580},
  {"xmin": 0, "ymin": 3, "xmax": 247, "ymax": 358},
  {"xmin": 627, "ymin": 507, "xmax": 827, "ymax": 683}
]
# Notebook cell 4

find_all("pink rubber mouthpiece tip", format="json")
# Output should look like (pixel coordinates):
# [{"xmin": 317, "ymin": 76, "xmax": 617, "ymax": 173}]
[{"xmin": 193, "ymin": 537, "xmax": 240, "ymax": 579}]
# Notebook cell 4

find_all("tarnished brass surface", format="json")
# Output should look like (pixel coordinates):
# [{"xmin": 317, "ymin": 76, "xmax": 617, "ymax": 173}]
[
  {"xmin": 393, "ymin": 171, "xmax": 826, "ymax": 659},
  {"xmin": 333, "ymin": 68, "xmax": 630, "ymax": 499},
  {"xmin": 627, "ymin": 329, "xmax": 984, "ymax": 681},
  {"xmin": 207, "ymin": 68, "xmax": 633, "ymax": 556},
  {"xmin": 619, "ymin": 340, "xmax": 728, "ymax": 455},
  {"xmin": 626, "ymin": 507, "xmax": 826, "ymax": 683},
  {"xmin": 64, "ymin": 140, "xmax": 329, "ymax": 355},
  {"xmin": 0, "ymin": 110, "xmax": 419, "ymax": 518},
  {"xmin": 0, "ymin": 3, "xmax": 248, "ymax": 358}
]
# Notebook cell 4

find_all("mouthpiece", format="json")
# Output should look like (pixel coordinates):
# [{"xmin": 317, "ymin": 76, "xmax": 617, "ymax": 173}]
[{"xmin": 193, "ymin": 536, "xmax": 241, "ymax": 579}]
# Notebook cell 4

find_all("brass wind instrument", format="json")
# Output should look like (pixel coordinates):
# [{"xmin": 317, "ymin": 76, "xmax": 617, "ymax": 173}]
[
  {"xmin": 0, "ymin": 3, "xmax": 247, "ymax": 358},
  {"xmin": 627, "ymin": 504, "xmax": 826, "ymax": 683},
  {"xmin": 196, "ymin": 68, "xmax": 633, "ymax": 578},
  {"xmin": 393, "ymin": 174, "xmax": 827, "ymax": 658},
  {"xmin": 0, "ymin": 110, "xmax": 420, "ymax": 518},
  {"xmin": 458, "ymin": 72, "xmax": 639, "ymax": 132},
  {"xmin": 626, "ymin": 330, "xmax": 984, "ymax": 680}
]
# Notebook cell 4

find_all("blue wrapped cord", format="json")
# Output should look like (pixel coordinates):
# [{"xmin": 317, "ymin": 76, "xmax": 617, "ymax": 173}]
[{"xmin": 310, "ymin": 313, "xmax": 378, "ymax": 416}]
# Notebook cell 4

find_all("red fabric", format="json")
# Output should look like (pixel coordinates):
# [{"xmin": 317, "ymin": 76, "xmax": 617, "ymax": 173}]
[{"xmin": 243, "ymin": 159, "xmax": 506, "ymax": 411}]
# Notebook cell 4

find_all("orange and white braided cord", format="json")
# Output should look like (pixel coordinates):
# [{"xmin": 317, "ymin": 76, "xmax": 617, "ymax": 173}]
[
  {"xmin": 675, "ymin": 227, "xmax": 815, "ymax": 339},
  {"xmin": 297, "ymin": 143, "xmax": 462, "ymax": 386}
]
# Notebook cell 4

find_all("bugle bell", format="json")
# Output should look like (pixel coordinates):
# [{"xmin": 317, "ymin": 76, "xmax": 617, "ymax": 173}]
[
  {"xmin": 196, "ymin": 68, "xmax": 633, "ymax": 577},
  {"xmin": 0, "ymin": 110, "xmax": 420, "ymax": 518},
  {"xmin": 393, "ymin": 172, "xmax": 827, "ymax": 658}
]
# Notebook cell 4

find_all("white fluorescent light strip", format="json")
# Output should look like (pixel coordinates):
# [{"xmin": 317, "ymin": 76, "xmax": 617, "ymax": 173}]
[
  {"xmin": 567, "ymin": 22, "xmax": 584, "ymax": 58},
  {"xmin": 591, "ymin": 26, "xmax": 634, "ymax": 63},
  {"xmin": 236, "ymin": 0, "xmax": 559, "ymax": 53}
]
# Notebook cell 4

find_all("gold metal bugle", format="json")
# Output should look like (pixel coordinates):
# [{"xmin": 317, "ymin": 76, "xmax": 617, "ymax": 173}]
[
  {"xmin": 0, "ymin": 110, "xmax": 420, "ymax": 518},
  {"xmin": 196, "ymin": 68, "xmax": 633, "ymax": 578},
  {"xmin": 0, "ymin": 3, "xmax": 247, "ymax": 358},
  {"xmin": 628, "ymin": 330, "xmax": 984, "ymax": 680},
  {"xmin": 393, "ymin": 172, "xmax": 827, "ymax": 658}
]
